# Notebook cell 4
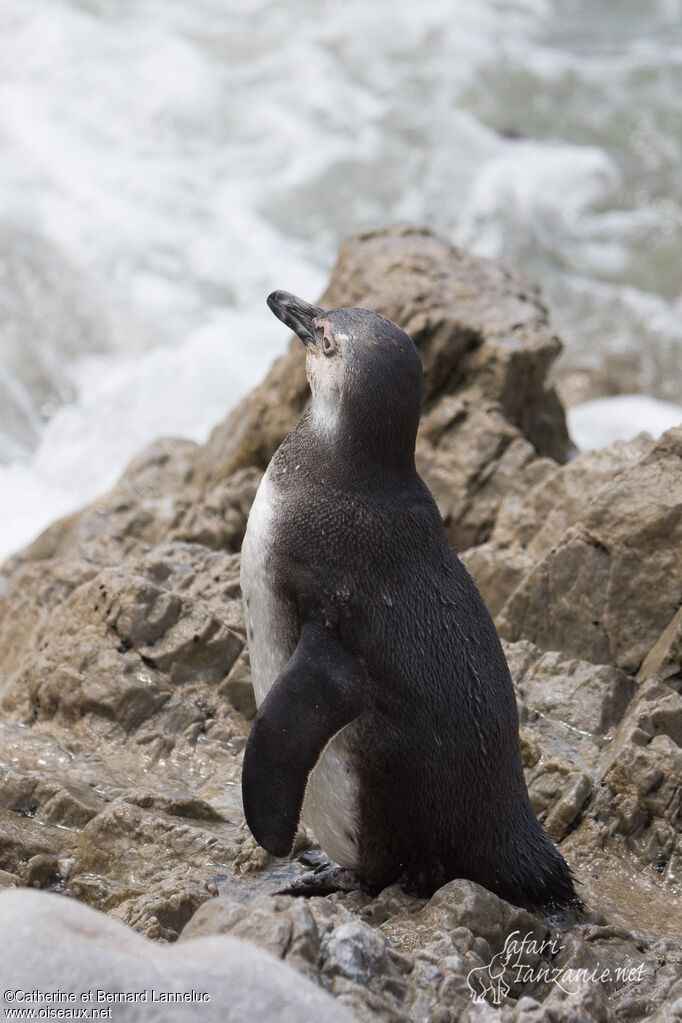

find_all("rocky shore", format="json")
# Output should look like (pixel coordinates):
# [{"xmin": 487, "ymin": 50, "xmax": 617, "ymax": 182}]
[{"xmin": 0, "ymin": 225, "xmax": 680, "ymax": 1022}]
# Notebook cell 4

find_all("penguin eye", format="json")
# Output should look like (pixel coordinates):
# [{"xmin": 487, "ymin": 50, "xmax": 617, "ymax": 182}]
[{"xmin": 322, "ymin": 333, "xmax": 336, "ymax": 357}]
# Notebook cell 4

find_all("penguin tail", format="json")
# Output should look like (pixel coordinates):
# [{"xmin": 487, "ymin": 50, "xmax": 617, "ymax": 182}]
[{"xmin": 509, "ymin": 831, "xmax": 584, "ymax": 917}]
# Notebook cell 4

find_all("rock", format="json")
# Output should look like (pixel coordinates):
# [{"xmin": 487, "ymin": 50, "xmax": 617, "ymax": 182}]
[
  {"xmin": 0, "ymin": 888, "xmax": 357, "ymax": 1023},
  {"xmin": 219, "ymin": 649, "xmax": 258, "ymax": 719},
  {"xmin": 417, "ymin": 402, "xmax": 542, "ymax": 550},
  {"xmin": 0, "ymin": 225, "xmax": 681, "ymax": 1023},
  {"xmin": 0, "ymin": 767, "xmax": 103, "ymax": 827},
  {"xmin": 0, "ymin": 805, "xmax": 75, "ymax": 881},
  {"xmin": 0, "ymin": 531, "xmax": 253, "ymax": 914},
  {"xmin": 506, "ymin": 641, "xmax": 635, "ymax": 736},
  {"xmin": 553, "ymin": 353, "xmax": 641, "ymax": 409},
  {"xmin": 2, "ymin": 438, "xmax": 200, "ymax": 576},
  {"xmin": 103, "ymin": 565, "xmax": 243, "ymax": 687},
  {"xmin": 0, "ymin": 539, "xmax": 248, "ymax": 734},
  {"xmin": 497, "ymin": 428, "xmax": 682, "ymax": 673},
  {"xmin": 462, "ymin": 434, "xmax": 652, "ymax": 618},
  {"xmin": 322, "ymin": 920, "xmax": 392, "ymax": 985},
  {"xmin": 588, "ymin": 678, "xmax": 682, "ymax": 880},
  {"xmin": 65, "ymin": 796, "xmax": 240, "ymax": 912},
  {"xmin": 195, "ymin": 225, "xmax": 570, "ymax": 493},
  {"xmin": 170, "ymin": 468, "xmax": 263, "ymax": 551},
  {"xmin": 183, "ymin": 894, "xmax": 412, "ymax": 1022},
  {"xmin": 110, "ymin": 877, "xmax": 218, "ymax": 942},
  {"xmin": 0, "ymin": 224, "xmax": 575, "ymax": 934},
  {"xmin": 380, "ymin": 880, "xmax": 545, "ymax": 961},
  {"xmin": 638, "ymin": 604, "xmax": 682, "ymax": 686},
  {"xmin": 463, "ymin": 428, "xmax": 682, "ymax": 676},
  {"xmin": 183, "ymin": 894, "xmax": 322, "ymax": 979}
]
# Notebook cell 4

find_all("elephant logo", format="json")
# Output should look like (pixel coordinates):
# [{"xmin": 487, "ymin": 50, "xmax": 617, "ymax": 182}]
[{"xmin": 466, "ymin": 948, "xmax": 512, "ymax": 1005}]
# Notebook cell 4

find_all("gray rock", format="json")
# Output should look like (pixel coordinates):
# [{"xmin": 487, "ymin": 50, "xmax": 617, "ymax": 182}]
[
  {"xmin": 0, "ymin": 888, "xmax": 356, "ymax": 1023},
  {"xmin": 322, "ymin": 920, "xmax": 393, "ymax": 986},
  {"xmin": 182, "ymin": 894, "xmax": 322, "ymax": 980}
]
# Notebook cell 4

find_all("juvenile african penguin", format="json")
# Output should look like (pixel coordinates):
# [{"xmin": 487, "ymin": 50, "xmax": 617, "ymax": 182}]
[{"xmin": 240, "ymin": 290, "xmax": 579, "ymax": 912}]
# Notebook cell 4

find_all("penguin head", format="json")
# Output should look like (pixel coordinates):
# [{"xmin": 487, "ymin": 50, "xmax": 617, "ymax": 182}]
[{"xmin": 267, "ymin": 290, "xmax": 423, "ymax": 475}]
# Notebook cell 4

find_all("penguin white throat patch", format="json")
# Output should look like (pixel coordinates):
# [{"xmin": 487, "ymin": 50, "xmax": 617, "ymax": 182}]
[
  {"xmin": 310, "ymin": 390, "xmax": 340, "ymax": 438},
  {"xmin": 307, "ymin": 373, "xmax": 342, "ymax": 439}
]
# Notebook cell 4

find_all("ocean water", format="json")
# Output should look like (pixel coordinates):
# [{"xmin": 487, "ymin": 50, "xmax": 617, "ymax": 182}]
[
  {"xmin": 0, "ymin": 0, "xmax": 681, "ymax": 562},
  {"xmin": 567, "ymin": 394, "xmax": 682, "ymax": 451}
]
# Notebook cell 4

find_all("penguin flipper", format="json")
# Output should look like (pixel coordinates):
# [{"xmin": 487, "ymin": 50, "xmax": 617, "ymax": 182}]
[{"xmin": 242, "ymin": 620, "xmax": 366, "ymax": 858}]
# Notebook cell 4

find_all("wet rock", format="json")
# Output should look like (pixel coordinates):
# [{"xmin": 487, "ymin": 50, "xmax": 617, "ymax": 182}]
[
  {"xmin": 0, "ymin": 888, "xmax": 357, "ymax": 1023},
  {"xmin": 0, "ymin": 766, "xmax": 103, "ymax": 827},
  {"xmin": 18, "ymin": 852, "xmax": 61, "ymax": 890},
  {"xmin": 524, "ymin": 752, "xmax": 593, "ymax": 845},
  {"xmin": 122, "ymin": 790, "xmax": 228, "ymax": 822},
  {"xmin": 40, "ymin": 783, "xmax": 103, "ymax": 827},
  {"xmin": 0, "ymin": 805, "xmax": 75, "ymax": 879},
  {"xmin": 66, "ymin": 797, "xmax": 240, "ymax": 911},
  {"xmin": 111, "ymin": 876, "xmax": 218, "ymax": 942},
  {"xmin": 219, "ymin": 649, "xmax": 258, "ymax": 719}
]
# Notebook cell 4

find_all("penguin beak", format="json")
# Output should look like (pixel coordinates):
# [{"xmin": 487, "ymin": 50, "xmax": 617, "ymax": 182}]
[{"xmin": 267, "ymin": 291, "xmax": 323, "ymax": 349}]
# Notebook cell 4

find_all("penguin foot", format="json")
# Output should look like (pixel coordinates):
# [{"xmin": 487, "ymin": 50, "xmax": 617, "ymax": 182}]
[
  {"xmin": 275, "ymin": 860, "xmax": 367, "ymax": 897},
  {"xmin": 297, "ymin": 848, "xmax": 330, "ymax": 870}
]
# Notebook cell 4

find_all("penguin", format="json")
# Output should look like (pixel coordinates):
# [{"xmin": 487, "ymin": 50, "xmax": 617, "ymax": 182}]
[{"xmin": 239, "ymin": 290, "xmax": 579, "ymax": 912}]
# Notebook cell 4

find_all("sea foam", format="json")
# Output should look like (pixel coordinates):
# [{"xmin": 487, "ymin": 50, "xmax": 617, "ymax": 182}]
[{"xmin": 0, "ymin": 0, "xmax": 680, "ymax": 562}]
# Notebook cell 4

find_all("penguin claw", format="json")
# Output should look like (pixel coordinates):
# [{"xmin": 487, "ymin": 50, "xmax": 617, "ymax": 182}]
[{"xmin": 275, "ymin": 864, "xmax": 367, "ymax": 897}]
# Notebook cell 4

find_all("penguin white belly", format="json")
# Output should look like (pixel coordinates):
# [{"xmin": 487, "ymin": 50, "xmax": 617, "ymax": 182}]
[
  {"xmin": 240, "ymin": 472, "xmax": 291, "ymax": 706},
  {"xmin": 240, "ymin": 472, "xmax": 361, "ymax": 870},
  {"xmin": 302, "ymin": 733, "xmax": 361, "ymax": 870}
]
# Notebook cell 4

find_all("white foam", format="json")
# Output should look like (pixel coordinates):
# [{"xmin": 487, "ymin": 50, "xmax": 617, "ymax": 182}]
[
  {"xmin": 0, "ymin": 0, "xmax": 680, "ymax": 564},
  {"xmin": 568, "ymin": 395, "xmax": 682, "ymax": 452},
  {"xmin": 0, "ymin": 308, "xmax": 284, "ymax": 564}
]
